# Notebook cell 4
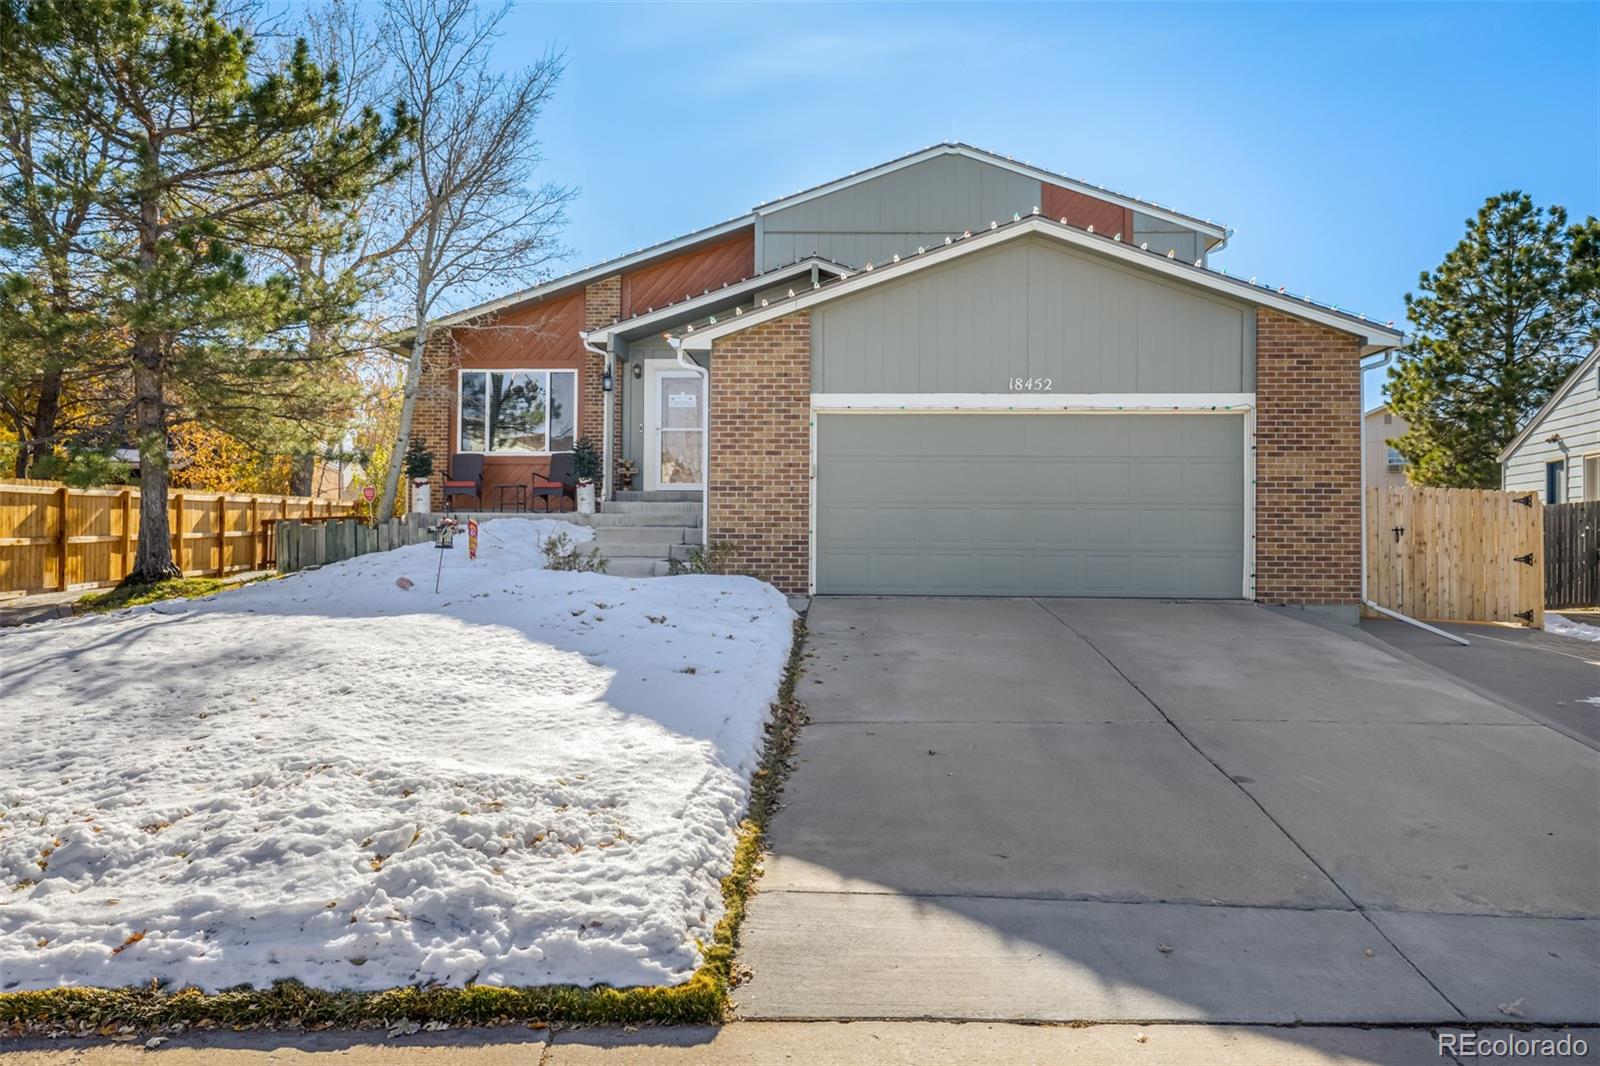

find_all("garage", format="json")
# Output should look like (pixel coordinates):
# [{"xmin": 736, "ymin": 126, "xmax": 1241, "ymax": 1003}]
[{"xmin": 815, "ymin": 410, "xmax": 1246, "ymax": 597}]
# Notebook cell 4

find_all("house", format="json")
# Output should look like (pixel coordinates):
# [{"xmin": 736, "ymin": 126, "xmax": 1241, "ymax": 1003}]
[
  {"xmin": 1499, "ymin": 348, "xmax": 1600, "ymax": 503},
  {"xmin": 412, "ymin": 143, "xmax": 1403, "ymax": 611},
  {"xmin": 1363, "ymin": 405, "xmax": 1411, "ymax": 491}
]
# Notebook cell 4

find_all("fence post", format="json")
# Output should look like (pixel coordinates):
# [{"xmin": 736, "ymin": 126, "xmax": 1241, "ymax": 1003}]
[
  {"xmin": 55, "ymin": 484, "xmax": 70, "ymax": 591},
  {"xmin": 173, "ymin": 492, "xmax": 186, "ymax": 575},
  {"xmin": 215, "ymin": 495, "xmax": 227, "ymax": 576},
  {"xmin": 120, "ymin": 488, "xmax": 134, "ymax": 582},
  {"xmin": 250, "ymin": 497, "xmax": 261, "ymax": 569}
]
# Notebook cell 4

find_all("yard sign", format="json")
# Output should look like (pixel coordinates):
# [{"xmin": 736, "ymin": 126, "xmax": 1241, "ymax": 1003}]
[{"xmin": 467, "ymin": 518, "xmax": 479, "ymax": 560}]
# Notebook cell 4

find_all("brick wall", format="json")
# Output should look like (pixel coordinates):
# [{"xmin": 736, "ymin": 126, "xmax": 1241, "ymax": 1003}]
[
  {"xmin": 707, "ymin": 312, "xmax": 812, "ymax": 594},
  {"xmin": 582, "ymin": 276, "xmax": 622, "ymax": 454},
  {"xmin": 410, "ymin": 328, "xmax": 458, "ymax": 508},
  {"xmin": 1254, "ymin": 309, "xmax": 1363, "ymax": 604}
]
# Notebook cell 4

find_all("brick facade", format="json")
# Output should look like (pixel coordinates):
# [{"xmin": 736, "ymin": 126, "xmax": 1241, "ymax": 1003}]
[
  {"xmin": 707, "ymin": 312, "xmax": 812, "ymax": 594},
  {"xmin": 1253, "ymin": 308, "xmax": 1363, "ymax": 605},
  {"xmin": 582, "ymin": 275, "xmax": 622, "ymax": 458},
  {"xmin": 410, "ymin": 328, "xmax": 458, "ymax": 508}
]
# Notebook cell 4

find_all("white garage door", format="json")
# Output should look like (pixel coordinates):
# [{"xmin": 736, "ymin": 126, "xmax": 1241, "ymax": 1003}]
[{"xmin": 815, "ymin": 412, "xmax": 1246, "ymax": 597}]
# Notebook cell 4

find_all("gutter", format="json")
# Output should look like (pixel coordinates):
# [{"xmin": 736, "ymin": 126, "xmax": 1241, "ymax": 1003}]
[
  {"xmin": 578, "ymin": 331, "xmax": 615, "ymax": 504},
  {"xmin": 667, "ymin": 336, "xmax": 710, "ymax": 549},
  {"xmin": 1358, "ymin": 348, "xmax": 1468, "ymax": 646}
]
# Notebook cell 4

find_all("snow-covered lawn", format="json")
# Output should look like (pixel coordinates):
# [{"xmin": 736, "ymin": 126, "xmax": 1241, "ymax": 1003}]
[
  {"xmin": 0, "ymin": 519, "xmax": 793, "ymax": 994},
  {"xmin": 1545, "ymin": 612, "xmax": 1600, "ymax": 643}
]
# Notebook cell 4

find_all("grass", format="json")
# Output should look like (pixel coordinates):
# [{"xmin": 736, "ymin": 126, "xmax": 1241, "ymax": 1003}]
[
  {"xmin": 74, "ymin": 578, "xmax": 231, "ymax": 615},
  {"xmin": 0, "ymin": 616, "xmax": 810, "ymax": 1036}
]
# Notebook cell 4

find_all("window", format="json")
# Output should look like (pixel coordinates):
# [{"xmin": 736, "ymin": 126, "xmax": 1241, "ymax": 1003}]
[
  {"xmin": 1546, "ymin": 459, "xmax": 1565, "ymax": 504},
  {"xmin": 458, "ymin": 369, "xmax": 577, "ymax": 454},
  {"xmin": 1386, "ymin": 446, "xmax": 1404, "ymax": 472},
  {"xmin": 1585, "ymin": 455, "xmax": 1600, "ymax": 501}
]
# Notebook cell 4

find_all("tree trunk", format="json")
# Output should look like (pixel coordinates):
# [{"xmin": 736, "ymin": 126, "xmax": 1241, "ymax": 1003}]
[
  {"xmin": 21, "ymin": 366, "xmax": 63, "ymax": 476},
  {"xmin": 289, "ymin": 451, "xmax": 315, "ymax": 496},
  {"xmin": 125, "ymin": 175, "xmax": 178, "ymax": 584},
  {"xmin": 377, "ymin": 311, "xmax": 428, "ymax": 521},
  {"xmin": 127, "ymin": 354, "xmax": 179, "ymax": 583}
]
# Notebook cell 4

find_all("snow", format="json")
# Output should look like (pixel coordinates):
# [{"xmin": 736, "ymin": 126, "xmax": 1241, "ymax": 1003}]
[
  {"xmin": 0, "ymin": 518, "xmax": 793, "ymax": 994},
  {"xmin": 1544, "ymin": 612, "xmax": 1600, "ymax": 643}
]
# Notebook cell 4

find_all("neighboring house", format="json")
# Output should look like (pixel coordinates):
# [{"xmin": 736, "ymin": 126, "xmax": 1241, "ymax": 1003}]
[
  {"xmin": 1500, "ymin": 348, "xmax": 1600, "ymax": 503},
  {"xmin": 1363, "ymin": 405, "xmax": 1411, "ymax": 490},
  {"xmin": 411, "ymin": 142, "xmax": 1403, "ymax": 610}
]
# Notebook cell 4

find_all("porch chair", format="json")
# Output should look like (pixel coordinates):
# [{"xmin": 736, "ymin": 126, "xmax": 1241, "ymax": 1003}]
[
  {"xmin": 441, "ymin": 453, "xmax": 484, "ymax": 512},
  {"xmin": 530, "ymin": 454, "xmax": 576, "ymax": 512}
]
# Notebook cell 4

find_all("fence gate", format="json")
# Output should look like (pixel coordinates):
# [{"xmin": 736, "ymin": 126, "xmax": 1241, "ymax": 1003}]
[
  {"xmin": 1366, "ymin": 485, "xmax": 1543, "ymax": 627},
  {"xmin": 1545, "ymin": 500, "xmax": 1600, "ymax": 610}
]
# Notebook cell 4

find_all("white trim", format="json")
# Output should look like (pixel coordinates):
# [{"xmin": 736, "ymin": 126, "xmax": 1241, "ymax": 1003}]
[
  {"xmin": 434, "ymin": 216, "xmax": 755, "ymax": 329},
  {"xmin": 754, "ymin": 143, "xmax": 1228, "ymax": 246},
  {"xmin": 455, "ymin": 367, "xmax": 579, "ymax": 456},
  {"xmin": 683, "ymin": 217, "xmax": 1403, "ymax": 356},
  {"xmin": 811, "ymin": 392, "xmax": 1255, "ymax": 412},
  {"xmin": 586, "ymin": 257, "xmax": 851, "ymax": 347},
  {"xmin": 643, "ymin": 365, "xmax": 707, "ymax": 491},
  {"xmin": 806, "ymin": 395, "xmax": 1256, "ymax": 600},
  {"xmin": 1497, "ymin": 347, "xmax": 1600, "ymax": 462}
]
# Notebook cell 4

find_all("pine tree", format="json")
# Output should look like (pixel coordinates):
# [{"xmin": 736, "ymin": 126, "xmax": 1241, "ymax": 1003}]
[
  {"xmin": 1387, "ymin": 192, "xmax": 1599, "ymax": 487},
  {"xmin": 4, "ymin": 0, "xmax": 406, "ymax": 582}
]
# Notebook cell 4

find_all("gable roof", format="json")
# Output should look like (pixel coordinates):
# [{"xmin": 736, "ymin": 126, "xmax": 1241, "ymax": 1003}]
[
  {"xmin": 678, "ymin": 211, "xmax": 1404, "ymax": 356},
  {"xmin": 1497, "ymin": 346, "xmax": 1600, "ymax": 462},
  {"xmin": 433, "ymin": 143, "xmax": 1228, "ymax": 330},
  {"xmin": 756, "ymin": 143, "xmax": 1229, "ymax": 248}
]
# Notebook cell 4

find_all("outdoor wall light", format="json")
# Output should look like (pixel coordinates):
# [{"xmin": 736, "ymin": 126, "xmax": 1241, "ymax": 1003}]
[
  {"xmin": 602, "ymin": 368, "xmax": 614, "ymax": 393},
  {"xmin": 632, "ymin": 362, "xmax": 643, "ymax": 380}
]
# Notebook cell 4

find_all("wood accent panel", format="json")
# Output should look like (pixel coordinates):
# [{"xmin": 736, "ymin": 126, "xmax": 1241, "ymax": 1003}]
[
  {"xmin": 1041, "ymin": 183, "xmax": 1133, "ymax": 240},
  {"xmin": 451, "ymin": 288, "xmax": 586, "ymax": 368},
  {"xmin": 621, "ymin": 227, "xmax": 756, "ymax": 317}
]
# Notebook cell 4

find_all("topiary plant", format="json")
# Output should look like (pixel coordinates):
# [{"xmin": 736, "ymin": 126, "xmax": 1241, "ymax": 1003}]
[{"xmin": 572, "ymin": 436, "xmax": 602, "ymax": 483}]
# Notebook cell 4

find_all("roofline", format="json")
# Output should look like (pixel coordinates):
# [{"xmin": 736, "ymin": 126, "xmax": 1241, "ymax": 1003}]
[
  {"xmin": 433, "ymin": 144, "xmax": 1234, "ymax": 330},
  {"xmin": 431, "ymin": 215, "xmax": 756, "ymax": 329},
  {"xmin": 753, "ymin": 143, "xmax": 1230, "ymax": 248},
  {"xmin": 1497, "ymin": 346, "xmax": 1600, "ymax": 462},
  {"xmin": 680, "ymin": 214, "xmax": 1403, "ymax": 356},
  {"xmin": 582, "ymin": 257, "xmax": 853, "ymax": 347},
  {"xmin": 1363, "ymin": 403, "xmax": 1390, "ymax": 417}
]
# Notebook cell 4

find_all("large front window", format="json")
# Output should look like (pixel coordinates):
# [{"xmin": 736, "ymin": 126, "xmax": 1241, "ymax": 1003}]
[{"xmin": 458, "ymin": 369, "xmax": 577, "ymax": 454}]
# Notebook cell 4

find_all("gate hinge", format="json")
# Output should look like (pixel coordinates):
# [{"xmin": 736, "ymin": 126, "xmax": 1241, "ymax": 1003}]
[
  {"xmin": 1513, "ymin": 493, "xmax": 1535, "ymax": 508},
  {"xmin": 1514, "ymin": 609, "xmax": 1535, "ymax": 623},
  {"xmin": 1513, "ymin": 552, "xmax": 1534, "ymax": 566}
]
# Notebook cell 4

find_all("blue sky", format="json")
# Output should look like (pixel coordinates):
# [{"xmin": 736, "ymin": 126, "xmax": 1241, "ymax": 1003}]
[{"xmin": 499, "ymin": 1, "xmax": 1597, "ymax": 408}]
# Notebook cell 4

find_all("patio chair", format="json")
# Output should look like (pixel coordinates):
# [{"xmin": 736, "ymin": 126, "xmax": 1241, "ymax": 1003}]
[
  {"xmin": 531, "ymin": 454, "xmax": 576, "ymax": 512},
  {"xmin": 441, "ymin": 453, "xmax": 484, "ymax": 512}
]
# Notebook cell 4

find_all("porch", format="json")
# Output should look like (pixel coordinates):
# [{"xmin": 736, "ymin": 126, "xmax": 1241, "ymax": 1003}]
[{"xmin": 438, "ymin": 490, "xmax": 703, "ymax": 578}]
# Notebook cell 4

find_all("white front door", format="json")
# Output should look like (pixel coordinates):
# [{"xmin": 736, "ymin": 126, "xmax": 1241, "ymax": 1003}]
[{"xmin": 644, "ymin": 367, "xmax": 706, "ymax": 491}]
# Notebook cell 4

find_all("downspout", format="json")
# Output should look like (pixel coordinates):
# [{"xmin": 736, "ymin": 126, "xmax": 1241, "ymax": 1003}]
[
  {"xmin": 1359, "ymin": 348, "xmax": 1469, "ymax": 645},
  {"xmin": 579, "ymin": 330, "xmax": 615, "ymax": 504},
  {"xmin": 668, "ymin": 336, "xmax": 710, "ymax": 548}
]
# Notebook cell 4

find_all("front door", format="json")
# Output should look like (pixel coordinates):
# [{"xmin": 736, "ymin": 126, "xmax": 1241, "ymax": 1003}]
[{"xmin": 645, "ymin": 367, "xmax": 705, "ymax": 491}]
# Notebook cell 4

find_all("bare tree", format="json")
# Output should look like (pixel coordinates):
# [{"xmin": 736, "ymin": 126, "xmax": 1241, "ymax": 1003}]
[{"xmin": 373, "ymin": 0, "xmax": 572, "ymax": 520}]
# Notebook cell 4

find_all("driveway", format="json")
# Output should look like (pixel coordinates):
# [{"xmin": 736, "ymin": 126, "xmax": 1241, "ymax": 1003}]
[{"xmin": 736, "ymin": 598, "xmax": 1600, "ymax": 1027}]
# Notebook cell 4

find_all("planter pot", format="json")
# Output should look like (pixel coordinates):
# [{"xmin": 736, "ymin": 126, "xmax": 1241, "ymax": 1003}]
[
  {"xmin": 576, "ymin": 481, "xmax": 596, "ymax": 515},
  {"xmin": 411, "ymin": 480, "xmax": 431, "ymax": 514}
]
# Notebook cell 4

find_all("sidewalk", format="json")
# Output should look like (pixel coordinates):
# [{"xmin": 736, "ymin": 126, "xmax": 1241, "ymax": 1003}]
[{"xmin": 2, "ymin": 1022, "xmax": 1594, "ymax": 1064}]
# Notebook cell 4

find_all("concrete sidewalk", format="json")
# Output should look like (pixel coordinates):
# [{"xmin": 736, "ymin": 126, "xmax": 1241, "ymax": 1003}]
[
  {"xmin": 736, "ymin": 598, "xmax": 1600, "ymax": 1027},
  {"xmin": 3, "ymin": 1023, "xmax": 1596, "ymax": 1065}
]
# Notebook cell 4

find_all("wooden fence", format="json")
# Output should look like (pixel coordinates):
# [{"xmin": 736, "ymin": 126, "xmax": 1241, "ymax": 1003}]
[
  {"xmin": 0, "ymin": 479, "xmax": 357, "ymax": 596},
  {"xmin": 1546, "ymin": 500, "xmax": 1600, "ymax": 609},
  {"xmin": 1366, "ymin": 485, "xmax": 1544, "ymax": 627},
  {"xmin": 275, "ymin": 515, "xmax": 433, "ymax": 574}
]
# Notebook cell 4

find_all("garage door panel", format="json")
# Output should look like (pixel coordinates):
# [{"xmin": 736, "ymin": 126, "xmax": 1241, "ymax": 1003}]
[{"xmin": 817, "ymin": 413, "xmax": 1245, "ymax": 598}]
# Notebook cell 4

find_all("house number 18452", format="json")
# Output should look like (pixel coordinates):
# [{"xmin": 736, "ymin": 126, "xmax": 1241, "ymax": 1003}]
[{"xmin": 1007, "ymin": 377, "xmax": 1053, "ymax": 392}]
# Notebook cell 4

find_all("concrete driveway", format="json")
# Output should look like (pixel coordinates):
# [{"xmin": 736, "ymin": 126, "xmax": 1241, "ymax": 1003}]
[{"xmin": 736, "ymin": 598, "xmax": 1600, "ymax": 1027}]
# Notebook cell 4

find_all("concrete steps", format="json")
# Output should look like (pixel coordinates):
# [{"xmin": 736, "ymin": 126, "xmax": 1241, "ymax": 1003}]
[
  {"xmin": 604, "ymin": 557, "xmax": 675, "ymax": 578},
  {"xmin": 444, "ymin": 495, "xmax": 700, "ymax": 577},
  {"xmin": 614, "ymin": 489, "xmax": 702, "ymax": 503}
]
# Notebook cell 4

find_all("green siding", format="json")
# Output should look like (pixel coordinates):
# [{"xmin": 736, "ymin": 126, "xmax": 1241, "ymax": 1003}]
[{"xmin": 811, "ymin": 237, "xmax": 1253, "ymax": 394}]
